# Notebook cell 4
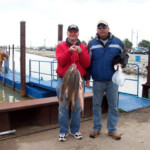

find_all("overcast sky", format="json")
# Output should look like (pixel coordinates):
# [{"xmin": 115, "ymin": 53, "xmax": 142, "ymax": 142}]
[{"xmin": 0, "ymin": 0, "xmax": 149, "ymax": 47}]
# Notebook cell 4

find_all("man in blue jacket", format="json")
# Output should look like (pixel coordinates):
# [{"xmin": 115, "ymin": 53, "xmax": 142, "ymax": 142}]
[{"xmin": 86, "ymin": 20, "xmax": 128, "ymax": 140}]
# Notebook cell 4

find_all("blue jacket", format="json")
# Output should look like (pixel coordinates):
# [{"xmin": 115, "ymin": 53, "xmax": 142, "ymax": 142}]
[{"xmin": 88, "ymin": 33, "xmax": 125, "ymax": 81}]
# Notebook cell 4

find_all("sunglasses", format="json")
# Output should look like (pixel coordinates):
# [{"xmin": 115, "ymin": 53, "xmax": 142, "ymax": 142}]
[{"xmin": 98, "ymin": 24, "xmax": 107, "ymax": 29}]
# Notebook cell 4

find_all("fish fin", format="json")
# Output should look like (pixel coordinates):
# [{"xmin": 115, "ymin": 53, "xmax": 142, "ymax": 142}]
[
  {"xmin": 71, "ymin": 104, "xmax": 76, "ymax": 111},
  {"xmin": 65, "ymin": 87, "xmax": 69, "ymax": 100},
  {"xmin": 66, "ymin": 103, "xmax": 69, "ymax": 109},
  {"xmin": 59, "ymin": 97, "xmax": 63, "ymax": 101},
  {"xmin": 78, "ymin": 83, "xmax": 84, "ymax": 111}
]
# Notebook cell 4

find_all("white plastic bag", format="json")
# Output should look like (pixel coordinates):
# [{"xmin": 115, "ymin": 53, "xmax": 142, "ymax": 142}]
[{"xmin": 112, "ymin": 64, "xmax": 125, "ymax": 86}]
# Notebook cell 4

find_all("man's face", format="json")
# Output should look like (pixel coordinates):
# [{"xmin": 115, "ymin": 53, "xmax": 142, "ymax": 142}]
[
  {"xmin": 97, "ymin": 24, "xmax": 109, "ymax": 39},
  {"xmin": 67, "ymin": 29, "xmax": 79, "ymax": 41}
]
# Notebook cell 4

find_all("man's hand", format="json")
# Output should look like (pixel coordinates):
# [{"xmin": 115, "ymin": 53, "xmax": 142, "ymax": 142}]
[
  {"xmin": 69, "ymin": 45, "xmax": 76, "ymax": 52},
  {"xmin": 114, "ymin": 64, "xmax": 123, "ymax": 70},
  {"xmin": 117, "ymin": 64, "xmax": 123, "ymax": 70},
  {"xmin": 75, "ymin": 46, "xmax": 82, "ymax": 54},
  {"xmin": 69, "ymin": 45, "xmax": 82, "ymax": 53},
  {"xmin": 85, "ymin": 80, "xmax": 91, "ymax": 88}
]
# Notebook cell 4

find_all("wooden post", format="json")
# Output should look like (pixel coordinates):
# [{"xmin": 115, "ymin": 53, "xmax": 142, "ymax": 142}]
[
  {"xmin": 8, "ymin": 45, "xmax": 10, "ymax": 56},
  {"xmin": 8, "ymin": 45, "xmax": 10, "ymax": 69},
  {"xmin": 58, "ymin": 24, "xmax": 63, "ymax": 44},
  {"xmin": 146, "ymin": 47, "xmax": 150, "ymax": 85},
  {"xmin": 12, "ymin": 44, "xmax": 15, "ymax": 90},
  {"xmin": 20, "ymin": 21, "xmax": 26, "ymax": 97},
  {"xmin": 142, "ymin": 47, "xmax": 150, "ymax": 98}
]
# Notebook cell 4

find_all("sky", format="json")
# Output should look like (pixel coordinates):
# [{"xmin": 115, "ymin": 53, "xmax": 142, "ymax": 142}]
[{"xmin": 0, "ymin": 0, "xmax": 150, "ymax": 48}]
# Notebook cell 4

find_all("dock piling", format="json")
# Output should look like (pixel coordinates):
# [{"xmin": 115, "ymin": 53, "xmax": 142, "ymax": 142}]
[
  {"xmin": 20, "ymin": 21, "xmax": 26, "ymax": 97},
  {"xmin": 58, "ymin": 24, "xmax": 63, "ymax": 43},
  {"xmin": 142, "ymin": 47, "xmax": 150, "ymax": 98}
]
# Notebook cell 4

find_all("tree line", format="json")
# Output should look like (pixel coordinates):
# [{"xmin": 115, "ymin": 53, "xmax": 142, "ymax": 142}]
[
  {"xmin": 82, "ymin": 38, "xmax": 150, "ymax": 50},
  {"xmin": 123, "ymin": 39, "xmax": 150, "ymax": 50}
]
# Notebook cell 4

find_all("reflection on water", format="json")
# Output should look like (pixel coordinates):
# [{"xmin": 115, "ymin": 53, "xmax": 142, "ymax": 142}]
[{"xmin": 0, "ymin": 83, "xmax": 31, "ymax": 103}]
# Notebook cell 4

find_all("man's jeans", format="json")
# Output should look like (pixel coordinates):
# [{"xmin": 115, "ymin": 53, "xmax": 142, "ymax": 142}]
[
  {"xmin": 56, "ymin": 78, "xmax": 81, "ymax": 134},
  {"xmin": 92, "ymin": 80, "xmax": 119, "ymax": 133}
]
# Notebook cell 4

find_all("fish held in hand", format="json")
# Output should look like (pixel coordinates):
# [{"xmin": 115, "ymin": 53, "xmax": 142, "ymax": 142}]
[
  {"xmin": 59, "ymin": 64, "xmax": 76, "ymax": 101},
  {"xmin": 59, "ymin": 63, "xmax": 84, "ymax": 111},
  {"xmin": 78, "ymin": 76, "xmax": 84, "ymax": 111}
]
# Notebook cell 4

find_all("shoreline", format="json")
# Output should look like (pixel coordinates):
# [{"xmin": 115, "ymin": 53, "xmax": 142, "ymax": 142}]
[{"xmin": 26, "ymin": 49, "xmax": 56, "ymax": 58}]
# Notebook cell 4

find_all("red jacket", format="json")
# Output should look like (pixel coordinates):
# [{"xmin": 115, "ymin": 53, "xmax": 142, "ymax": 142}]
[{"xmin": 56, "ymin": 41, "xmax": 90, "ymax": 77}]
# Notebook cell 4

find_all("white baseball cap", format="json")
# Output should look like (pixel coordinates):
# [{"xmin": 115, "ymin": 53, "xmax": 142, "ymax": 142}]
[{"xmin": 97, "ymin": 20, "xmax": 109, "ymax": 27}]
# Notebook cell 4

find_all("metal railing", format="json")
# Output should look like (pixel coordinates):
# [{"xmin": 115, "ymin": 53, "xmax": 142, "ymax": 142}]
[
  {"xmin": 29, "ymin": 59, "xmax": 57, "ymax": 84},
  {"xmin": 123, "ymin": 63, "xmax": 139, "ymax": 96},
  {"xmin": 29, "ymin": 60, "xmax": 139, "ymax": 96},
  {"xmin": 87, "ymin": 63, "xmax": 139, "ymax": 96}
]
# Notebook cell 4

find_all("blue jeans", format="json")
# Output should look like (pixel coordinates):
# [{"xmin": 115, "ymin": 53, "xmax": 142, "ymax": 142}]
[
  {"xmin": 92, "ymin": 80, "xmax": 119, "ymax": 133},
  {"xmin": 56, "ymin": 78, "xmax": 81, "ymax": 134}
]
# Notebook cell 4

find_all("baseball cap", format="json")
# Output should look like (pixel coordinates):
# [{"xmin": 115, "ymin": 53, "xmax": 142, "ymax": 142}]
[
  {"xmin": 97, "ymin": 20, "xmax": 109, "ymax": 27},
  {"xmin": 67, "ymin": 24, "xmax": 79, "ymax": 32}
]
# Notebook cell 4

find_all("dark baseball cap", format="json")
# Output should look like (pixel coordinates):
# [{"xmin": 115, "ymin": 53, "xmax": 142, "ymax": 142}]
[{"xmin": 67, "ymin": 24, "xmax": 79, "ymax": 32}]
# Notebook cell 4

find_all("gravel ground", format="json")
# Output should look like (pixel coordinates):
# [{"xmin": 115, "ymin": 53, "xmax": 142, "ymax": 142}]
[
  {"xmin": 0, "ymin": 107, "xmax": 150, "ymax": 150},
  {"xmin": 123, "ymin": 53, "xmax": 148, "ymax": 76}
]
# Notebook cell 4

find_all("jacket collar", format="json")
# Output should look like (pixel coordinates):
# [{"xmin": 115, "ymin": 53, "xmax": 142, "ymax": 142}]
[
  {"xmin": 96, "ymin": 32, "xmax": 113, "ymax": 41},
  {"xmin": 66, "ymin": 38, "xmax": 81, "ymax": 46}
]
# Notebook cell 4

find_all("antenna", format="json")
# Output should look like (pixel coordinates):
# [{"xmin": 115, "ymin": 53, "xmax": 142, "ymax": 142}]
[
  {"xmin": 136, "ymin": 30, "xmax": 138, "ymax": 47},
  {"xmin": 131, "ymin": 29, "xmax": 133, "ymax": 43}
]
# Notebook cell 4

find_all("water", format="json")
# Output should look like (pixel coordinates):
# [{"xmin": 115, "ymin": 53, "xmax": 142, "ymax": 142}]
[
  {"xmin": 9, "ymin": 51, "xmax": 55, "ymax": 75},
  {"xmin": 0, "ymin": 50, "xmax": 147, "ymax": 103},
  {"xmin": 0, "ymin": 83, "xmax": 30, "ymax": 103},
  {"xmin": 119, "ymin": 73, "xmax": 146, "ymax": 97},
  {"xmin": 0, "ymin": 51, "xmax": 55, "ymax": 103}
]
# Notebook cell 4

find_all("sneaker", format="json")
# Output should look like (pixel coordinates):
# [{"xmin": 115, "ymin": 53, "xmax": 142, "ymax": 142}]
[
  {"xmin": 108, "ymin": 132, "xmax": 121, "ymax": 140},
  {"xmin": 70, "ymin": 132, "xmax": 83, "ymax": 140},
  {"xmin": 89, "ymin": 130, "xmax": 100, "ymax": 138},
  {"xmin": 58, "ymin": 133, "xmax": 68, "ymax": 142}
]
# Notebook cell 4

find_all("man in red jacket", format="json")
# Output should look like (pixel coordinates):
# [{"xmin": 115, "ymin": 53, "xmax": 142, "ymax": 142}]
[{"xmin": 56, "ymin": 24, "xmax": 90, "ymax": 142}]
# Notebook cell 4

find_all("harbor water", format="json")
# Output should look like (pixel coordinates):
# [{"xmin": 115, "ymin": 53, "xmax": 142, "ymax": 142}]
[
  {"xmin": 0, "ymin": 51, "xmax": 147, "ymax": 103},
  {"xmin": 0, "ymin": 51, "xmax": 55, "ymax": 103},
  {"xmin": 0, "ymin": 84, "xmax": 29, "ymax": 103},
  {"xmin": 119, "ymin": 73, "xmax": 146, "ymax": 96}
]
